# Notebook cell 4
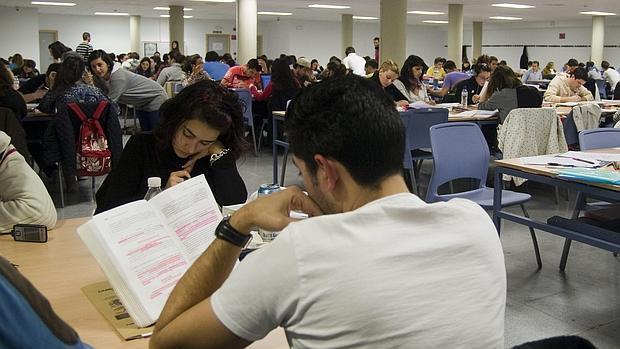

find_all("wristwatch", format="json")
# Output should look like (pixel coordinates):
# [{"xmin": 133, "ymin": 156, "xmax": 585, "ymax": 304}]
[{"xmin": 215, "ymin": 216, "xmax": 252, "ymax": 248}]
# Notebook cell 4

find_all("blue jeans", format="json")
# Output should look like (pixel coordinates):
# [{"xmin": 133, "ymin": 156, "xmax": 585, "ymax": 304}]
[{"xmin": 135, "ymin": 110, "xmax": 160, "ymax": 131}]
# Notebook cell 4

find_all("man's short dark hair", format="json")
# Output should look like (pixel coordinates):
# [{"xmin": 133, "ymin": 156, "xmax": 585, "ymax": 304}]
[
  {"xmin": 443, "ymin": 60, "xmax": 457, "ymax": 71},
  {"xmin": 532, "ymin": 61, "xmax": 539, "ymax": 66},
  {"xmin": 434, "ymin": 57, "xmax": 443, "ymax": 64},
  {"xmin": 345, "ymin": 47, "xmax": 355, "ymax": 55},
  {"xmin": 82, "ymin": 32, "xmax": 90, "ymax": 40},
  {"xmin": 571, "ymin": 67, "xmax": 588, "ymax": 81},
  {"xmin": 373, "ymin": 37, "xmax": 380, "ymax": 41},
  {"xmin": 365, "ymin": 59, "xmax": 378, "ymax": 70},
  {"xmin": 566, "ymin": 58, "xmax": 579, "ymax": 67},
  {"xmin": 490, "ymin": 56, "xmax": 498, "ymax": 63},
  {"xmin": 246, "ymin": 58, "xmax": 262, "ymax": 72},
  {"xmin": 205, "ymin": 51, "xmax": 220, "ymax": 62},
  {"xmin": 285, "ymin": 75, "xmax": 405, "ymax": 187}
]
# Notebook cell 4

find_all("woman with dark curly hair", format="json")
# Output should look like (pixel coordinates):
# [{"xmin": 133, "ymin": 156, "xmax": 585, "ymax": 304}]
[{"xmin": 95, "ymin": 80, "xmax": 248, "ymax": 213}]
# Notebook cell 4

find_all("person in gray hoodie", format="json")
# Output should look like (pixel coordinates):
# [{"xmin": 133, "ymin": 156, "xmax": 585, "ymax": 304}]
[
  {"xmin": 0, "ymin": 131, "xmax": 57, "ymax": 232},
  {"xmin": 89, "ymin": 49, "xmax": 167, "ymax": 131}
]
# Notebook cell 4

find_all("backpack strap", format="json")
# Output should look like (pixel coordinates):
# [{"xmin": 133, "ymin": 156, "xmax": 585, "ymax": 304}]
[
  {"xmin": 66, "ymin": 102, "xmax": 87, "ymax": 122},
  {"xmin": 91, "ymin": 100, "xmax": 109, "ymax": 121}
]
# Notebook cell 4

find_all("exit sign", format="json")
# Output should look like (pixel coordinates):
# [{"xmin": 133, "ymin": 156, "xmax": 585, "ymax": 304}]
[{"xmin": 559, "ymin": 32, "xmax": 566, "ymax": 39}]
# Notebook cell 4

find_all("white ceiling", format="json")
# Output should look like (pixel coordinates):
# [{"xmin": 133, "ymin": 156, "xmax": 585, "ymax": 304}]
[{"xmin": 4, "ymin": 0, "xmax": 620, "ymax": 23}]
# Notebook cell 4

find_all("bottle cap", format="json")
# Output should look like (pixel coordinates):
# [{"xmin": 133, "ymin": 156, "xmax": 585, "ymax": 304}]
[{"xmin": 147, "ymin": 177, "xmax": 161, "ymax": 187}]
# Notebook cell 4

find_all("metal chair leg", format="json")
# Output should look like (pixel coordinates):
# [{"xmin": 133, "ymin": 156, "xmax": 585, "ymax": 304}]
[
  {"xmin": 520, "ymin": 204, "xmax": 542, "ymax": 269},
  {"xmin": 57, "ymin": 163, "xmax": 64, "ymax": 208},
  {"xmin": 409, "ymin": 169, "xmax": 419, "ymax": 196},
  {"xmin": 553, "ymin": 186, "xmax": 560, "ymax": 205},
  {"xmin": 280, "ymin": 147, "xmax": 289, "ymax": 186},
  {"xmin": 559, "ymin": 239, "xmax": 572, "ymax": 271},
  {"xmin": 559, "ymin": 193, "xmax": 584, "ymax": 271},
  {"xmin": 257, "ymin": 119, "xmax": 268, "ymax": 152}
]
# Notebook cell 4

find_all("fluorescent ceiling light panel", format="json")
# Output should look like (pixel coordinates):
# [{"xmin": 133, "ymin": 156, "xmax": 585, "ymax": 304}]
[
  {"xmin": 489, "ymin": 16, "xmax": 523, "ymax": 20},
  {"xmin": 153, "ymin": 7, "xmax": 192, "ymax": 11},
  {"xmin": 94, "ymin": 12, "xmax": 129, "ymax": 16},
  {"xmin": 308, "ymin": 4, "xmax": 351, "ymax": 9},
  {"xmin": 160, "ymin": 14, "xmax": 193, "ymax": 18},
  {"xmin": 257, "ymin": 11, "xmax": 293, "ymax": 16},
  {"xmin": 352, "ymin": 16, "xmax": 378, "ymax": 20},
  {"xmin": 423, "ymin": 20, "xmax": 448, "ymax": 24},
  {"xmin": 491, "ymin": 3, "xmax": 535, "ymax": 9},
  {"xmin": 580, "ymin": 11, "xmax": 616, "ymax": 16},
  {"xmin": 31, "ymin": 1, "xmax": 76, "ymax": 6},
  {"xmin": 191, "ymin": 0, "xmax": 235, "ymax": 2},
  {"xmin": 408, "ymin": 11, "xmax": 444, "ymax": 15},
  {"xmin": 183, "ymin": 15, "xmax": 193, "ymax": 18}
]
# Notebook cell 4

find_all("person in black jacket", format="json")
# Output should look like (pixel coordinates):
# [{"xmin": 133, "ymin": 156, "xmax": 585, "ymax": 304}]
[
  {"xmin": 0, "ymin": 62, "xmax": 27, "ymax": 120},
  {"xmin": 95, "ymin": 80, "xmax": 248, "ymax": 213}
]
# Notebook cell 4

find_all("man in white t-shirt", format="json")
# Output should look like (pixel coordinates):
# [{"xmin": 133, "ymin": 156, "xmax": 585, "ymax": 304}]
[
  {"xmin": 341, "ymin": 47, "xmax": 367, "ymax": 76},
  {"xmin": 601, "ymin": 60, "xmax": 620, "ymax": 92},
  {"xmin": 150, "ymin": 75, "xmax": 506, "ymax": 349}
]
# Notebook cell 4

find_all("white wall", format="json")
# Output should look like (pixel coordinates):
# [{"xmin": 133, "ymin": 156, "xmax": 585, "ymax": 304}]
[
  {"xmin": 0, "ymin": 6, "xmax": 40, "ymax": 62},
  {"xmin": 4, "ymin": 11, "xmax": 620, "ymax": 72}
]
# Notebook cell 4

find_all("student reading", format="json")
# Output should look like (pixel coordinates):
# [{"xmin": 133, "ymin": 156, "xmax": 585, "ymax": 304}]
[{"xmin": 95, "ymin": 80, "xmax": 248, "ymax": 213}]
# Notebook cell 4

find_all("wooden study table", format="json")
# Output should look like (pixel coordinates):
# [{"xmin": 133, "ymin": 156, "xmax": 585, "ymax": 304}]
[
  {"xmin": 0, "ymin": 218, "xmax": 288, "ymax": 348},
  {"xmin": 492, "ymin": 149, "xmax": 620, "ymax": 271}
]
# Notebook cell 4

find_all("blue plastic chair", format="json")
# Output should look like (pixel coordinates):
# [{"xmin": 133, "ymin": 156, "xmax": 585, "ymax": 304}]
[
  {"xmin": 426, "ymin": 122, "xmax": 542, "ymax": 269},
  {"xmin": 405, "ymin": 108, "xmax": 449, "ymax": 192},
  {"xmin": 231, "ymin": 88, "xmax": 264, "ymax": 156},
  {"xmin": 400, "ymin": 111, "xmax": 418, "ymax": 194},
  {"xmin": 559, "ymin": 128, "xmax": 620, "ymax": 269}
]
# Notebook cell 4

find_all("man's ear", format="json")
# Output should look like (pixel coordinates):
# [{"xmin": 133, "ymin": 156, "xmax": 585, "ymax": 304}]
[{"xmin": 313, "ymin": 154, "xmax": 339, "ymax": 191}]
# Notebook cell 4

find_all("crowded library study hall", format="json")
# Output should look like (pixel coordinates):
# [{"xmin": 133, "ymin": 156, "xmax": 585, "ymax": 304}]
[{"xmin": 1, "ymin": 0, "xmax": 620, "ymax": 348}]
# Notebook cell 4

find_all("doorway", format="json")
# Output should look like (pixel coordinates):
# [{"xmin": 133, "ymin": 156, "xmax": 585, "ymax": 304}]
[
  {"xmin": 39, "ymin": 30, "xmax": 58, "ymax": 73},
  {"xmin": 206, "ymin": 34, "xmax": 231, "ymax": 56}
]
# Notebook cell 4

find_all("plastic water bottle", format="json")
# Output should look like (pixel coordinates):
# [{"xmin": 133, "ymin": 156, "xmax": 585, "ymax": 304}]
[
  {"xmin": 461, "ymin": 89, "xmax": 468, "ymax": 107},
  {"xmin": 144, "ymin": 177, "xmax": 162, "ymax": 200},
  {"xmin": 12, "ymin": 76, "xmax": 19, "ymax": 90},
  {"xmin": 433, "ymin": 68, "xmax": 440, "ymax": 89}
]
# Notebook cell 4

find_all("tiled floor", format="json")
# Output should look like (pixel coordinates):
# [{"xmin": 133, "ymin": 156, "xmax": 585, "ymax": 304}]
[{"xmin": 44, "ymin": 146, "xmax": 620, "ymax": 349}]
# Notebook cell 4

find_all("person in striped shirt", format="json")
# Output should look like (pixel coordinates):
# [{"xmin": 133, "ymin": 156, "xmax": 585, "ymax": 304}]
[{"xmin": 75, "ymin": 32, "xmax": 93, "ymax": 64}]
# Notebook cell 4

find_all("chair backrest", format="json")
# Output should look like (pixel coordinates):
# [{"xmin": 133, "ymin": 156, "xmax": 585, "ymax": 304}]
[
  {"xmin": 578, "ymin": 128, "xmax": 620, "ymax": 150},
  {"xmin": 426, "ymin": 122, "xmax": 489, "ymax": 203},
  {"xmin": 399, "ymin": 111, "xmax": 413, "ymax": 169},
  {"xmin": 407, "ymin": 108, "xmax": 449, "ymax": 150},
  {"xmin": 230, "ymin": 88, "xmax": 253, "ymax": 124}
]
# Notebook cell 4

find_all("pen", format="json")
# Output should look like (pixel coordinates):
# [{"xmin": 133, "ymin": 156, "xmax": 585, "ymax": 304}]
[
  {"xmin": 555, "ymin": 155, "xmax": 596, "ymax": 164},
  {"xmin": 546, "ymin": 163, "xmax": 577, "ymax": 167},
  {"xmin": 126, "ymin": 332, "xmax": 152, "ymax": 340}
]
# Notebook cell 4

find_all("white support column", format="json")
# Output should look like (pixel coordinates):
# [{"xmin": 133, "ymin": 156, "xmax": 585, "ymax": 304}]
[
  {"xmin": 472, "ymin": 21, "xmax": 482, "ymax": 59},
  {"xmin": 448, "ymin": 4, "xmax": 464, "ymax": 68},
  {"xmin": 169, "ymin": 5, "xmax": 184, "ymax": 52},
  {"xmin": 342, "ymin": 14, "xmax": 353, "ymax": 55},
  {"xmin": 130, "ymin": 15, "xmax": 141, "ymax": 54},
  {"xmin": 236, "ymin": 0, "xmax": 257, "ymax": 65},
  {"xmin": 380, "ymin": 0, "xmax": 407, "ymax": 66},
  {"xmin": 590, "ymin": 16, "xmax": 605, "ymax": 66}
]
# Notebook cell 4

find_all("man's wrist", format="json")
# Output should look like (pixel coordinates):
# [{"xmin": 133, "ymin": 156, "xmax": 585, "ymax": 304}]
[{"xmin": 228, "ymin": 206, "xmax": 254, "ymax": 235}]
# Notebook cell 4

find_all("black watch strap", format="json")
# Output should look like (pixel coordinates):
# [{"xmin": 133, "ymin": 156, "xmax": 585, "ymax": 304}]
[{"xmin": 215, "ymin": 217, "xmax": 252, "ymax": 248}]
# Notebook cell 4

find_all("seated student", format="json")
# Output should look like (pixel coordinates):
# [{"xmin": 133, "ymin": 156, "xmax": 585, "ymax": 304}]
[
  {"xmin": 430, "ymin": 59, "xmax": 469, "ymax": 98},
  {"xmin": 292, "ymin": 58, "xmax": 316, "ymax": 87},
  {"xmin": 156, "ymin": 51, "xmax": 185, "ymax": 86},
  {"xmin": 95, "ymin": 80, "xmax": 247, "ymax": 213},
  {"xmin": 602, "ymin": 60, "xmax": 620, "ymax": 93},
  {"xmin": 203, "ymin": 51, "xmax": 230, "ymax": 81},
  {"xmin": 19, "ymin": 63, "xmax": 60, "ymax": 103},
  {"xmin": 521, "ymin": 60, "xmax": 543, "ymax": 83},
  {"xmin": 182, "ymin": 54, "xmax": 211, "ymax": 87},
  {"xmin": 364, "ymin": 59, "xmax": 378, "ymax": 77},
  {"xmin": 319, "ymin": 60, "xmax": 348, "ymax": 81},
  {"xmin": 542, "ymin": 61, "xmax": 556, "ymax": 76},
  {"xmin": 0, "ymin": 256, "xmax": 91, "ymax": 348},
  {"xmin": 426, "ymin": 56, "xmax": 446, "ymax": 80},
  {"xmin": 543, "ymin": 67, "xmax": 594, "ymax": 103},
  {"xmin": 252, "ymin": 58, "xmax": 300, "ymax": 111},
  {"xmin": 478, "ymin": 65, "xmax": 542, "ymax": 123},
  {"xmin": 150, "ymin": 75, "xmax": 506, "ymax": 348},
  {"xmin": 368, "ymin": 59, "xmax": 400, "ymax": 91},
  {"xmin": 135, "ymin": 57, "xmax": 154, "ymax": 79},
  {"xmin": 388, "ymin": 55, "xmax": 434, "ymax": 105},
  {"xmin": 0, "ymin": 131, "xmax": 57, "ymax": 232},
  {"xmin": 0, "ymin": 62, "xmax": 27, "ymax": 120},
  {"xmin": 39, "ymin": 56, "xmax": 122, "ymax": 193},
  {"xmin": 12, "ymin": 59, "xmax": 39, "ymax": 80},
  {"xmin": 221, "ymin": 58, "xmax": 262, "ymax": 90},
  {"xmin": 89, "ymin": 49, "xmax": 168, "ymax": 131},
  {"xmin": 454, "ymin": 62, "xmax": 492, "ymax": 105}
]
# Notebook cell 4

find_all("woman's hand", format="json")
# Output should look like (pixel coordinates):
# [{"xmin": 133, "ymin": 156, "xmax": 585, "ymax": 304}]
[
  {"xmin": 396, "ymin": 100, "xmax": 409, "ymax": 107},
  {"xmin": 472, "ymin": 94, "xmax": 481, "ymax": 103},
  {"xmin": 166, "ymin": 170, "xmax": 191, "ymax": 189},
  {"xmin": 181, "ymin": 141, "xmax": 225, "ymax": 172}
]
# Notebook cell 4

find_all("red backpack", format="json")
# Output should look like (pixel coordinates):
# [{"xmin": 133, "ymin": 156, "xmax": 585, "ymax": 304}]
[{"xmin": 67, "ymin": 101, "xmax": 111, "ymax": 176}]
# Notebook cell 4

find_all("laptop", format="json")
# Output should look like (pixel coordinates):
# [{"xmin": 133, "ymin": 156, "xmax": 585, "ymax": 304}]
[{"xmin": 260, "ymin": 74, "xmax": 271, "ymax": 89}]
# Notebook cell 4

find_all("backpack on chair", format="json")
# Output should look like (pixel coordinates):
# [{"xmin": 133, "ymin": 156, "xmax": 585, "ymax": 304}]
[{"xmin": 67, "ymin": 101, "xmax": 111, "ymax": 176}]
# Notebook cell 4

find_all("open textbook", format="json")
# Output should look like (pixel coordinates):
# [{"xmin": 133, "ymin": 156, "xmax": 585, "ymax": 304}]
[{"xmin": 77, "ymin": 175, "xmax": 223, "ymax": 327}]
